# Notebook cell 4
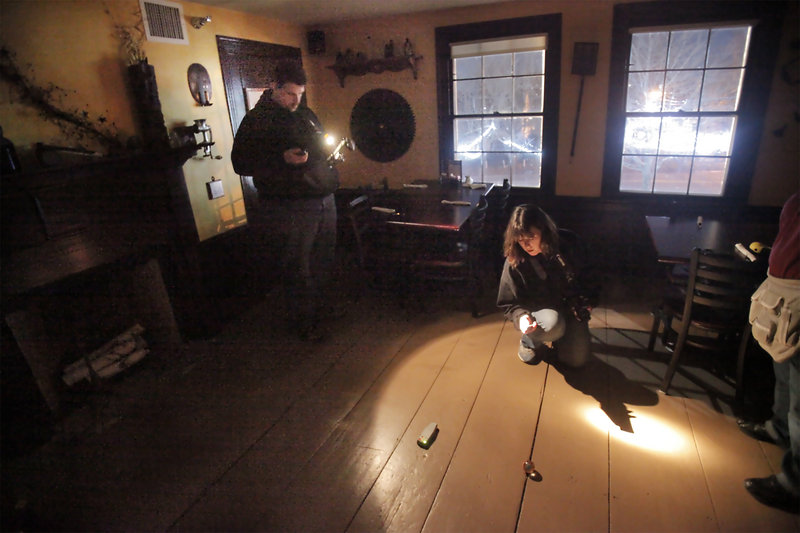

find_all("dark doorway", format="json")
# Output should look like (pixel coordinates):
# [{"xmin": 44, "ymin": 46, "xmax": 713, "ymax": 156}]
[{"xmin": 216, "ymin": 36, "xmax": 302, "ymax": 210}]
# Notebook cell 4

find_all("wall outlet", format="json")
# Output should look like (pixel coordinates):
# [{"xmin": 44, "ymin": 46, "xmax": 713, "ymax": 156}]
[{"xmin": 206, "ymin": 179, "xmax": 224, "ymax": 200}]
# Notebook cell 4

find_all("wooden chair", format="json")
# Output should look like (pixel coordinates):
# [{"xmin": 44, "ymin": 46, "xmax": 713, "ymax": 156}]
[
  {"xmin": 647, "ymin": 248, "xmax": 765, "ymax": 403},
  {"xmin": 340, "ymin": 192, "xmax": 411, "ymax": 299},
  {"xmin": 485, "ymin": 179, "xmax": 511, "ymax": 278},
  {"xmin": 342, "ymin": 194, "xmax": 373, "ymax": 270},
  {"xmin": 410, "ymin": 195, "xmax": 489, "ymax": 317}
]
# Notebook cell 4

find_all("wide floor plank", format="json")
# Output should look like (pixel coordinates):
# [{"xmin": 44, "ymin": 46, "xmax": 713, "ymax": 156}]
[
  {"xmin": 610, "ymin": 394, "xmax": 718, "ymax": 532},
  {"xmin": 422, "ymin": 320, "xmax": 545, "ymax": 532},
  {"xmin": 686, "ymin": 400, "xmax": 800, "ymax": 532},
  {"xmin": 517, "ymin": 357, "xmax": 610, "ymax": 533},
  {"xmin": 255, "ymin": 312, "xmax": 474, "ymax": 532},
  {"xmin": 348, "ymin": 315, "xmax": 504, "ymax": 532}
]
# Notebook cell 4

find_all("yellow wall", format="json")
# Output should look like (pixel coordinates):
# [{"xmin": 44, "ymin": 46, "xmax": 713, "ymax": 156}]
[
  {"xmin": 309, "ymin": 0, "xmax": 799, "ymax": 204},
  {"xmin": 1, "ymin": 0, "xmax": 797, "ymax": 244},
  {"xmin": 307, "ymin": 0, "xmax": 619, "ymax": 197},
  {"xmin": 0, "ymin": 0, "xmax": 306, "ymax": 242}
]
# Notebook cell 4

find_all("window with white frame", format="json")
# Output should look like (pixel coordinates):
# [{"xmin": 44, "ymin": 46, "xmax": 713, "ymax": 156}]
[
  {"xmin": 436, "ymin": 14, "xmax": 561, "ymax": 192},
  {"xmin": 620, "ymin": 25, "xmax": 752, "ymax": 196},
  {"xmin": 602, "ymin": 2, "xmax": 785, "ymax": 201},
  {"xmin": 451, "ymin": 36, "xmax": 547, "ymax": 187}
]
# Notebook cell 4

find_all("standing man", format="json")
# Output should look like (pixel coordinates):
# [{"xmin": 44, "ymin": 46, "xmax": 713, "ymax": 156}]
[
  {"xmin": 742, "ymin": 191, "xmax": 799, "ymax": 514},
  {"xmin": 231, "ymin": 59, "xmax": 339, "ymax": 341}
]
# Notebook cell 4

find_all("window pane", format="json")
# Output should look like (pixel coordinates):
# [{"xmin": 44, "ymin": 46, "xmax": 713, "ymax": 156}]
[
  {"xmin": 482, "ymin": 117, "xmax": 512, "ymax": 151},
  {"xmin": 667, "ymin": 29, "xmax": 708, "ymax": 69},
  {"xmin": 484, "ymin": 53, "xmax": 512, "ymax": 77},
  {"xmin": 663, "ymin": 69, "xmax": 702, "ymax": 112},
  {"xmin": 512, "ymin": 116, "xmax": 542, "ymax": 152},
  {"xmin": 653, "ymin": 156, "xmax": 691, "ymax": 193},
  {"xmin": 484, "ymin": 77, "xmax": 513, "ymax": 113},
  {"xmin": 454, "ymin": 56, "xmax": 481, "ymax": 79},
  {"xmin": 483, "ymin": 117, "xmax": 512, "ymax": 181},
  {"xmin": 514, "ymin": 75, "xmax": 543, "ymax": 112},
  {"xmin": 626, "ymin": 71, "xmax": 665, "ymax": 112},
  {"xmin": 700, "ymin": 68, "xmax": 743, "ymax": 111},
  {"xmin": 484, "ymin": 152, "xmax": 511, "ymax": 182},
  {"xmin": 623, "ymin": 117, "xmax": 661, "ymax": 155},
  {"xmin": 630, "ymin": 32, "xmax": 668, "ymax": 71},
  {"xmin": 659, "ymin": 117, "xmax": 698, "ymax": 155},
  {"xmin": 695, "ymin": 116, "xmax": 735, "ymax": 156},
  {"xmin": 620, "ymin": 155, "xmax": 656, "ymax": 192},
  {"xmin": 515, "ymin": 50, "xmax": 544, "ymax": 75},
  {"xmin": 454, "ymin": 118, "xmax": 483, "ymax": 152},
  {"xmin": 689, "ymin": 156, "xmax": 727, "ymax": 195},
  {"xmin": 454, "ymin": 79, "xmax": 481, "ymax": 115},
  {"xmin": 512, "ymin": 153, "xmax": 541, "ymax": 187},
  {"xmin": 449, "ymin": 35, "xmax": 548, "ymax": 189},
  {"xmin": 706, "ymin": 27, "xmax": 750, "ymax": 68},
  {"xmin": 455, "ymin": 152, "xmax": 483, "ymax": 182}
]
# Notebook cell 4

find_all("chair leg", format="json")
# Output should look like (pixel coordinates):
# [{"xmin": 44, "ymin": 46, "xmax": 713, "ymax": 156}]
[
  {"xmin": 470, "ymin": 275, "xmax": 484, "ymax": 318},
  {"xmin": 660, "ymin": 327, "xmax": 688, "ymax": 394},
  {"xmin": 734, "ymin": 322, "xmax": 753, "ymax": 413},
  {"xmin": 647, "ymin": 307, "xmax": 662, "ymax": 352}
]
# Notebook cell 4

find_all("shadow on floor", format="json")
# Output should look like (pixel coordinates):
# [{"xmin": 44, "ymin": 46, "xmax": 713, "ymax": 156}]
[{"xmin": 552, "ymin": 354, "xmax": 659, "ymax": 433}]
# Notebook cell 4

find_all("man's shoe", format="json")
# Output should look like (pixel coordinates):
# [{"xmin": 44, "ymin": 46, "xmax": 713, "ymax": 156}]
[
  {"xmin": 744, "ymin": 476, "xmax": 799, "ymax": 514},
  {"xmin": 518, "ymin": 343, "xmax": 542, "ymax": 365},
  {"xmin": 737, "ymin": 419, "xmax": 786, "ymax": 447}
]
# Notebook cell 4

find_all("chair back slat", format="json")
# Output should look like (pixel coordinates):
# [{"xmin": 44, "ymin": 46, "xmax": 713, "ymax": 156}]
[
  {"xmin": 683, "ymin": 247, "xmax": 764, "ymax": 321},
  {"xmin": 648, "ymin": 246, "xmax": 767, "ymax": 398}
]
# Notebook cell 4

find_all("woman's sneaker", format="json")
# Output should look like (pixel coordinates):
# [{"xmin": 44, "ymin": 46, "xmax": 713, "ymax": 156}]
[{"xmin": 518, "ymin": 342, "xmax": 542, "ymax": 365}]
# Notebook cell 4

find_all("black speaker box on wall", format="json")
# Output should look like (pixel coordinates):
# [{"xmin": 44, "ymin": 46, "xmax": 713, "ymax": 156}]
[
  {"xmin": 571, "ymin": 42, "xmax": 598, "ymax": 76},
  {"xmin": 308, "ymin": 30, "xmax": 325, "ymax": 55}
]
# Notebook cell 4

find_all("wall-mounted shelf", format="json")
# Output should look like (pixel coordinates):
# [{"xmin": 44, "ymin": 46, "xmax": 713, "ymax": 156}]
[{"xmin": 327, "ymin": 55, "xmax": 422, "ymax": 88}]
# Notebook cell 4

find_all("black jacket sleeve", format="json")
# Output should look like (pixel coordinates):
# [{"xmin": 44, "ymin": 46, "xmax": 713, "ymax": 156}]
[{"xmin": 231, "ymin": 100, "xmax": 339, "ymax": 198}]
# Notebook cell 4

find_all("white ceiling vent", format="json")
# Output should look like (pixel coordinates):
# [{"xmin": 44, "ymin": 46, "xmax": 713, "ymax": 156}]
[{"xmin": 139, "ymin": 0, "xmax": 189, "ymax": 45}]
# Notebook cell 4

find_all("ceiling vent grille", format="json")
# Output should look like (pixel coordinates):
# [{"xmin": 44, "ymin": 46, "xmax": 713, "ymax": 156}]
[{"xmin": 139, "ymin": 0, "xmax": 189, "ymax": 45}]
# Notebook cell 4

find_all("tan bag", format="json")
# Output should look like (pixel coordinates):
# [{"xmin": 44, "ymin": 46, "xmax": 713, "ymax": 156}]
[{"xmin": 749, "ymin": 275, "xmax": 800, "ymax": 363}]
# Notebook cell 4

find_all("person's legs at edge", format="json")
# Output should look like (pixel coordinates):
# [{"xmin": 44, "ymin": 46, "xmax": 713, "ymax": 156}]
[
  {"xmin": 780, "ymin": 356, "xmax": 800, "ymax": 496},
  {"xmin": 739, "ymin": 358, "xmax": 791, "ymax": 447},
  {"xmin": 744, "ymin": 350, "xmax": 800, "ymax": 513},
  {"xmin": 770, "ymin": 359, "xmax": 792, "ymax": 444}
]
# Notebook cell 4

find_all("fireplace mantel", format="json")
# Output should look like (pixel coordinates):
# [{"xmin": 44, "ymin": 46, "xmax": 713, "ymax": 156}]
[
  {"xmin": 2, "ymin": 147, "xmax": 199, "ymax": 414},
  {"xmin": 2, "ymin": 146, "xmax": 197, "ymax": 297}
]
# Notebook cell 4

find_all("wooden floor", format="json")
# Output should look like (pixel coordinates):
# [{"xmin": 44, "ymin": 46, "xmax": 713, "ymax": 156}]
[{"xmin": 3, "ymin": 271, "xmax": 798, "ymax": 532}]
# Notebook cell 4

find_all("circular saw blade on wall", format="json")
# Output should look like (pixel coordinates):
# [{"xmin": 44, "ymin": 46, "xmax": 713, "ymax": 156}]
[{"xmin": 350, "ymin": 89, "xmax": 415, "ymax": 163}]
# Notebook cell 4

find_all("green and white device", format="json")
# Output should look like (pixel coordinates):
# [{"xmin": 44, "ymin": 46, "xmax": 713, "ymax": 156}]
[{"xmin": 417, "ymin": 422, "xmax": 438, "ymax": 449}]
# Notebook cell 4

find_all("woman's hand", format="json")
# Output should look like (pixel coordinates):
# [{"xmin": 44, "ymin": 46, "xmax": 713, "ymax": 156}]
[
  {"xmin": 519, "ymin": 314, "xmax": 538, "ymax": 334},
  {"xmin": 284, "ymin": 147, "xmax": 309, "ymax": 165}
]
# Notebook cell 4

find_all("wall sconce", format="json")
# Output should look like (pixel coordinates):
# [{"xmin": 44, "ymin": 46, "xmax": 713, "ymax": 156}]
[
  {"xmin": 193, "ymin": 119, "xmax": 220, "ymax": 159},
  {"xmin": 191, "ymin": 15, "xmax": 211, "ymax": 29},
  {"xmin": 187, "ymin": 63, "xmax": 212, "ymax": 106}
]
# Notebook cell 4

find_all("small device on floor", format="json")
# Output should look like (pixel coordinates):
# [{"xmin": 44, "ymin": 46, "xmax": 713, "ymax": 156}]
[{"xmin": 417, "ymin": 422, "xmax": 438, "ymax": 449}]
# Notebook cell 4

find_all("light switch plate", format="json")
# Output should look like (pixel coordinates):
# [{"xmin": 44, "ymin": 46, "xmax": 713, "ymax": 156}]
[{"xmin": 206, "ymin": 179, "xmax": 224, "ymax": 200}]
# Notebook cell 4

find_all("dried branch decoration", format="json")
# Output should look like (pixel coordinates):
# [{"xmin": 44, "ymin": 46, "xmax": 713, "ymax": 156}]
[
  {"xmin": 103, "ymin": 1, "xmax": 147, "ymax": 65},
  {"xmin": 0, "ymin": 47, "xmax": 123, "ymax": 152}
]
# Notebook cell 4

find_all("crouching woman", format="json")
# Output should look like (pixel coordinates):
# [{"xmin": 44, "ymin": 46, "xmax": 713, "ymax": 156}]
[{"xmin": 496, "ymin": 204, "xmax": 594, "ymax": 368}]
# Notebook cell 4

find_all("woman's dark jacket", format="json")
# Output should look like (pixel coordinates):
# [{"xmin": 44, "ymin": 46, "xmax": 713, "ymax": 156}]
[{"xmin": 496, "ymin": 236, "xmax": 598, "ymax": 329}]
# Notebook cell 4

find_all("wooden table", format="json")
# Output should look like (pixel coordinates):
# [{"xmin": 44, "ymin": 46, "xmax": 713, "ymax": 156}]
[
  {"xmin": 370, "ymin": 181, "xmax": 493, "ymax": 232},
  {"xmin": 645, "ymin": 215, "xmax": 777, "ymax": 264}
]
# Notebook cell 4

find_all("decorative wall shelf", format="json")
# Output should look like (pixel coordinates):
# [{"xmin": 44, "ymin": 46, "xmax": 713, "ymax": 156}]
[{"xmin": 327, "ymin": 55, "xmax": 422, "ymax": 88}]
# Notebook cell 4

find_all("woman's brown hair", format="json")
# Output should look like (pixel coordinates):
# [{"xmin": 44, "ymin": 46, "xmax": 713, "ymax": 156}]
[{"xmin": 502, "ymin": 204, "xmax": 559, "ymax": 267}]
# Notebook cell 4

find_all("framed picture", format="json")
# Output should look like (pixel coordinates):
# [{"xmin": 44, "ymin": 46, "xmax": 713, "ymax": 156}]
[
  {"xmin": 447, "ymin": 160, "xmax": 462, "ymax": 181},
  {"xmin": 245, "ymin": 87, "xmax": 268, "ymax": 110}
]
